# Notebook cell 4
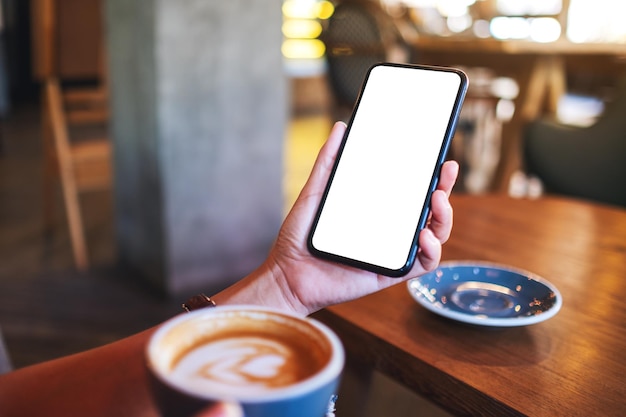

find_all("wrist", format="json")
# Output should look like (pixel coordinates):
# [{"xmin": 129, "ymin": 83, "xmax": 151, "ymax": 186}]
[
  {"xmin": 210, "ymin": 260, "xmax": 309, "ymax": 316},
  {"xmin": 263, "ymin": 257, "xmax": 310, "ymax": 316}
]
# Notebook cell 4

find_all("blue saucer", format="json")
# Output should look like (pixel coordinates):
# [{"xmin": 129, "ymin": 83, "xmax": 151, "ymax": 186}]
[{"xmin": 407, "ymin": 261, "xmax": 562, "ymax": 327}]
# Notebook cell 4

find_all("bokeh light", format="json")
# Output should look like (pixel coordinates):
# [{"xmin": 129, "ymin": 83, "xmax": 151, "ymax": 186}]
[
  {"xmin": 490, "ymin": 17, "xmax": 530, "ymax": 40},
  {"xmin": 282, "ymin": 39, "xmax": 326, "ymax": 60},
  {"xmin": 282, "ymin": 19, "xmax": 323, "ymax": 39},
  {"xmin": 282, "ymin": 0, "xmax": 334, "ymax": 76},
  {"xmin": 529, "ymin": 18, "xmax": 561, "ymax": 43}
]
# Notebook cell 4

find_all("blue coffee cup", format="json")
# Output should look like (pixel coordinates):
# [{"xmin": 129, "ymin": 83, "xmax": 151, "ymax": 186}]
[{"xmin": 146, "ymin": 306, "xmax": 344, "ymax": 417}]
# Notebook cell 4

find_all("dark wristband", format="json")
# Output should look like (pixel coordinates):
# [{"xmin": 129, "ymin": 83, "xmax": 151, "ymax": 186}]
[{"xmin": 182, "ymin": 294, "xmax": 216, "ymax": 312}]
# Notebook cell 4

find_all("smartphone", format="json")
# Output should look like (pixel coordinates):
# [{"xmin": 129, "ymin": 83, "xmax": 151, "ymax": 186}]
[{"xmin": 307, "ymin": 63, "xmax": 468, "ymax": 277}]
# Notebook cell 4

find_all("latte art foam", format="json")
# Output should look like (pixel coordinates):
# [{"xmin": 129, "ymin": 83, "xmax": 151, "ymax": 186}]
[{"xmin": 170, "ymin": 335, "xmax": 317, "ymax": 395}]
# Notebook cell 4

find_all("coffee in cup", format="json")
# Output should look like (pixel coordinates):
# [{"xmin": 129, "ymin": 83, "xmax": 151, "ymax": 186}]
[{"xmin": 146, "ymin": 305, "xmax": 344, "ymax": 417}]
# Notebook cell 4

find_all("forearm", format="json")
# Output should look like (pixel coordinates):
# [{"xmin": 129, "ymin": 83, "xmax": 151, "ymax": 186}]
[
  {"xmin": 0, "ymin": 265, "xmax": 298, "ymax": 417},
  {"xmin": 0, "ymin": 329, "xmax": 157, "ymax": 417}
]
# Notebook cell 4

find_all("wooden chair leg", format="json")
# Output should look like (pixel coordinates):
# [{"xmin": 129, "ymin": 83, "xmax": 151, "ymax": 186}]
[
  {"xmin": 45, "ymin": 79, "xmax": 89, "ymax": 270},
  {"xmin": 41, "ymin": 87, "xmax": 56, "ymax": 235}
]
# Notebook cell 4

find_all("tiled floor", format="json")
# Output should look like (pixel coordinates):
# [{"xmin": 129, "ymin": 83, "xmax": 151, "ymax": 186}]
[{"xmin": 0, "ymin": 101, "xmax": 179, "ymax": 368}]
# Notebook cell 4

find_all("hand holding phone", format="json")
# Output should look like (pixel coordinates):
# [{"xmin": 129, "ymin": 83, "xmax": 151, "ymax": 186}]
[{"xmin": 308, "ymin": 63, "xmax": 467, "ymax": 277}]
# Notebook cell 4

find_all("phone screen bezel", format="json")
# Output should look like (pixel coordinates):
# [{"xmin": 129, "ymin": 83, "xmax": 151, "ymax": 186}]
[{"xmin": 307, "ymin": 62, "xmax": 468, "ymax": 277}]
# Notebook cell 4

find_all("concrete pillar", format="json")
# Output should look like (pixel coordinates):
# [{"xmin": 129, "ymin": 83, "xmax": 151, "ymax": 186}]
[{"xmin": 104, "ymin": 0, "xmax": 286, "ymax": 295}]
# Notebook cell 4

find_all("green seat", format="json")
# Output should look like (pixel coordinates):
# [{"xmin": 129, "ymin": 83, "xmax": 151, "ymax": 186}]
[
  {"xmin": 0, "ymin": 326, "xmax": 12, "ymax": 374},
  {"xmin": 523, "ymin": 78, "xmax": 626, "ymax": 208}
]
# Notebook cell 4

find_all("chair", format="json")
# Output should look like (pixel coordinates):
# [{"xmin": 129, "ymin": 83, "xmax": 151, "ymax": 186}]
[
  {"xmin": 522, "ymin": 77, "xmax": 626, "ymax": 208},
  {"xmin": 42, "ymin": 79, "xmax": 111, "ymax": 269},
  {"xmin": 32, "ymin": 0, "xmax": 111, "ymax": 269},
  {"xmin": 0, "ymin": 325, "xmax": 12, "ymax": 374},
  {"xmin": 321, "ymin": 1, "xmax": 409, "ymax": 120}
]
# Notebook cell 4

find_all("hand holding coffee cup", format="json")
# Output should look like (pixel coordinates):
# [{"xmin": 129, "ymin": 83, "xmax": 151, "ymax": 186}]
[{"xmin": 146, "ymin": 306, "xmax": 344, "ymax": 417}]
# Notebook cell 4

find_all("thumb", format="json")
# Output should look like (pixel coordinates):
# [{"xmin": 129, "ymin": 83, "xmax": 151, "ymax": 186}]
[{"xmin": 192, "ymin": 402, "xmax": 243, "ymax": 417}]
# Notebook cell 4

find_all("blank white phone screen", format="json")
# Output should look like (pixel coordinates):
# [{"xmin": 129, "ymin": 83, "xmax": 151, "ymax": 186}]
[{"xmin": 311, "ymin": 65, "xmax": 463, "ymax": 271}]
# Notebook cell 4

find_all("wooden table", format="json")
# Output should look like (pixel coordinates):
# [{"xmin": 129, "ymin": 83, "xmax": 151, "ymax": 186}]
[
  {"xmin": 410, "ymin": 37, "xmax": 626, "ymax": 192},
  {"xmin": 315, "ymin": 194, "xmax": 626, "ymax": 416}
]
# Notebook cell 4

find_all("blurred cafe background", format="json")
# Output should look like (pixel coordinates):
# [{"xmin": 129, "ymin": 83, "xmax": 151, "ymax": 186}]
[{"xmin": 0, "ymin": 0, "xmax": 625, "ymax": 413}]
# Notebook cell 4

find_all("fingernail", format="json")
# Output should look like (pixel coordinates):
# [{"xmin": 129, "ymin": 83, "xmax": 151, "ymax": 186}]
[
  {"xmin": 227, "ymin": 403, "xmax": 244, "ymax": 417},
  {"xmin": 212, "ymin": 402, "xmax": 243, "ymax": 417},
  {"xmin": 222, "ymin": 403, "xmax": 243, "ymax": 417}
]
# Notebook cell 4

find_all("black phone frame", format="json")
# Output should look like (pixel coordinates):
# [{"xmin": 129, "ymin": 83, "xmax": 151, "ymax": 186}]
[{"xmin": 307, "ymin": 62, "xmax": 468, "ymax": 277}]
